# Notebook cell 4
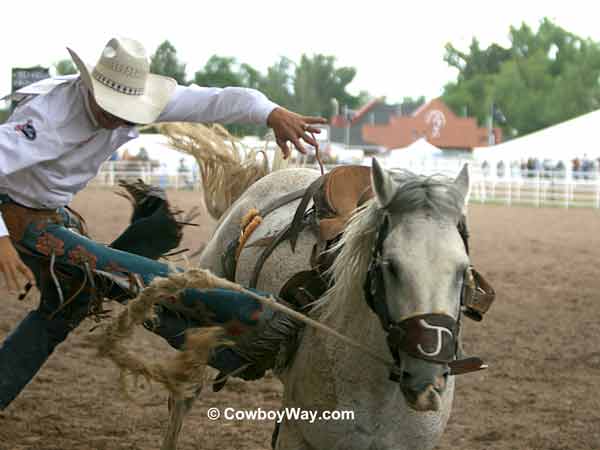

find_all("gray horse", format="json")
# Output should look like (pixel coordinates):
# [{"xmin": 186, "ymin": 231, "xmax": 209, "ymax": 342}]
[{"xmin": 194, "ymin": 158, "xmax": 473, "ymax": 450}]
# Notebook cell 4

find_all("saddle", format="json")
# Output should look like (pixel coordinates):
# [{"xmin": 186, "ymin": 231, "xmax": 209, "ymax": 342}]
[
  {"xmin": 221, "ymin": 165, "xmax": 374, "ymax": 293},
  {"xmin": 313, "ymin": 165, "xmax": 373, "ymax": 241}
]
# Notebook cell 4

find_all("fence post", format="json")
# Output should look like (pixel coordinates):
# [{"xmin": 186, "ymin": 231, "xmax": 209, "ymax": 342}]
[
  {"xmin": 481, "ymin": 179, "xmax": 486, "ymax": 204},
  {"xmin": 536, "ymin": 172, "xmax": 540, "ymax": 207}
]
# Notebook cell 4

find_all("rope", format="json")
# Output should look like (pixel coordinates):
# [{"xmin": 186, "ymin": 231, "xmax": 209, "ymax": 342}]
[
  {"xmin": 310, "ymin": 132, "xmax": 325, "ymax": 175},
  {"xmin": 179, "ymin": 268, "xmax": 394, "ymax": 368}
]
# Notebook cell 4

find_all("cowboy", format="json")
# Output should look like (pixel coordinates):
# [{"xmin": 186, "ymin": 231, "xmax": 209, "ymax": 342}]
[{"xmin": 0, "ymin": 37, "xmax": 326, "ymax": 409}]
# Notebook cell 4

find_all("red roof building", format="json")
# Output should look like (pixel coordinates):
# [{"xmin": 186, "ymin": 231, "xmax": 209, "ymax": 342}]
[{"xmin": 361, "ymin": 98, "xmax": 502, "ymax": 151}]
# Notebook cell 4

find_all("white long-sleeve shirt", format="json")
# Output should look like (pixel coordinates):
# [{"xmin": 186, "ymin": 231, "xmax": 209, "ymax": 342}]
[{"xmin": 0, "ymin": 78, "xmax": 278, "ymax": 237}]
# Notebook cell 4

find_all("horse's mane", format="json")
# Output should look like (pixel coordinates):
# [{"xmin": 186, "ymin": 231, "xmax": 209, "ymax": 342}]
[
  {"xmin": 156, "ymin": 123, "xmax": 292, "ymax": 221},
  {"xmin": 316, "ymin": 170, "xmax": 464, "ymax": 321}
]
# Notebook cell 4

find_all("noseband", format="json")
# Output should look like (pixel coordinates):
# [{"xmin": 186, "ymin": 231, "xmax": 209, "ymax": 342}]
[{"xmin": 363, "ymin": 212, "xmax": 495, "ymax": 380}]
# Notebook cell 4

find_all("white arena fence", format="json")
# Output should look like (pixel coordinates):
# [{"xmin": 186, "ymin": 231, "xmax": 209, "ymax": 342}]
[
  {"xmin": 89, "ymin": 161, "xmax": 201, "ymax": 191},
  {"xmin": 89, "ymin": 159, "xmax": 600, "ymax": 209},
  {"xmin": 388, "ymin": 158, "xmax": 600, "ymax": 209}
]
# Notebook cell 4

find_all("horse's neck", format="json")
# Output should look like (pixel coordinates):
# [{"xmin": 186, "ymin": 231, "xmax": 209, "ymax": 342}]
[
  {"xmin": 316, "ymin": 294, "xmax": 391, "ymax": 386},
  {"xmin": 322, "ymin": 296, "xmax": 382, "ymax": 342},
  {"xmin": 284, "ymin": 294, "xmax": 398, "ymax": 434}
]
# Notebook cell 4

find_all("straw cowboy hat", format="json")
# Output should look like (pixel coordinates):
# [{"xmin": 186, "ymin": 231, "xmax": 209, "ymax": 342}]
[{"xmin": 68, "ymin": 37, "xmax": 176, "ymax": 124}]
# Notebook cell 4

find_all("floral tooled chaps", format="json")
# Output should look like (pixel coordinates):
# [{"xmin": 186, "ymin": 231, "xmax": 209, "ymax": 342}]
[
  {"xmin": 67, "ymin": 245, "xmax": 98, "ymax": 270},
  {"xmin": 104, "ymin": 260, "xmax": 129, "ymax": 274},
  {"xmin": 35, "ymin": 233, "xmax": 65, "ymax": 256}
]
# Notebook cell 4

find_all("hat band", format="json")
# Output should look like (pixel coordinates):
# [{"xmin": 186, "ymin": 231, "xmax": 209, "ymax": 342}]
[{"xmin": 92, "ymin": 69, "xmax": 145, "ymax": 96}]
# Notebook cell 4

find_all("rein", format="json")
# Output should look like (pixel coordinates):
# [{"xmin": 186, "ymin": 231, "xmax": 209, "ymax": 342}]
[
  {"xmin": 363, "ymin": 210, "xmax": 494, "ymax": 378},
  {"xmin": 223, "ymin": 169, "xmax": 495, "ymax": 378}
]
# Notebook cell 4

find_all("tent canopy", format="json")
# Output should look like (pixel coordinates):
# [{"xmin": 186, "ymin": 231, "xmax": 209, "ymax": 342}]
[
  {"xmin": 473, "ymin": 109, "xmax": 600, "ymax": 164},
  {"xmin": 384, "ymin": 138, "xmax": 443, "ymax": 167}
]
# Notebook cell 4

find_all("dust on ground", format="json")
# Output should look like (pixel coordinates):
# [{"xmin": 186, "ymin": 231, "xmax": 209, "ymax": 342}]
[{"xmin": 0, "ymin": 188, "xmax": 598, "ymax": 450}]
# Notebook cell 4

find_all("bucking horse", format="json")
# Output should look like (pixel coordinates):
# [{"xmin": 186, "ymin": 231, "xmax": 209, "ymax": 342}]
[{"xmin": 109, "ymin": 124, "xmax": 496, "ymax": 450}]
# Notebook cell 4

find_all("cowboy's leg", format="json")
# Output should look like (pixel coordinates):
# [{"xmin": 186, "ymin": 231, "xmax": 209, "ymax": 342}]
[
  {"xmin": 0, "ymin": 218, "xmax": 295, "ymax": 408},
  {"xmin": 36, "ymin": 224, "xmax": 301, "ymax": 382},
  {"xmin": 33, "ymin": 224, "xmax": 270, "ymax": 327},
  {"xmin": 0, "ymin": 249, "xmax": 92, "ymax": 409},
  {"xmin": 25, "ymin": 222, "xmax": 289, "ymax": 365},
  {"xmin": 0, "ymin": 211, "xmax": 177, "ymax": 409},
  {"xmin": 0, "ymin": 195, "xmax": 187, "ymax": 410}
]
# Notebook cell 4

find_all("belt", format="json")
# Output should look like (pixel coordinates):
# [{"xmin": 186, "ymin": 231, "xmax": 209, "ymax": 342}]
[
  {"xmin": 0, "ymin": 199, "xmax": 63, "ymax": 242},
  {"xmin": 0, "ymin": 194, "xmax": 59, "ymax": 212}
]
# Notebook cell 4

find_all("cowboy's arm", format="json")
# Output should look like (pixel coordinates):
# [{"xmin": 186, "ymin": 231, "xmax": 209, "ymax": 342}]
[
  {"xmin": 155, "ymin": 85, "xmax": 327, "ymax": 158},
  {"xmin": 156, "ymin": 85, "xmax": 277, "ymax": 125}
]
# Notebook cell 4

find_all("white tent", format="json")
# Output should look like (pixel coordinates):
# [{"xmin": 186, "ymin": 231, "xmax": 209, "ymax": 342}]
[
  {"xmin": 384, "ymin": 138, "xmax": 444, "ymax": 168},
  {"xmin": 472, "ymin": 109, "xmax": 600, "ymax": 164}
]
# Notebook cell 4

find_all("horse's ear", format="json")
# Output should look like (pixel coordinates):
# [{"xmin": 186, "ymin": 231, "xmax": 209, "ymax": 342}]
[
  {"xmin": 371, "ymin": 157, "xmax": 398, "ymax": 208},
  {"xmin": 454, "ymin": 163, "xmax": 471, "ymax": 211}
]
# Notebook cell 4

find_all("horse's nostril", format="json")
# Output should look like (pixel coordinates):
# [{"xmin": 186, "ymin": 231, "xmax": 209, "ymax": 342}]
[
  {"xmin": 434, "ymin": 372, "xmax": 449, "ymax": 393},
  {"xmin": 401, "ymin": 370, "xmax": 413, "ymax": 383}
]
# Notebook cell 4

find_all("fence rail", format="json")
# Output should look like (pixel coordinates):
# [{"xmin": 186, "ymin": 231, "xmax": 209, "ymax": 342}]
[
  {"xmin": 90, "ymin": 159, "xmax": 600, "ymax": 208},
  {"xmin": 89, "ymin": 161, "xmax": 200, "ymax": 191},
  {"xmin": 384, "ymin": 159, "xmax": 600, "ymax": 209}
]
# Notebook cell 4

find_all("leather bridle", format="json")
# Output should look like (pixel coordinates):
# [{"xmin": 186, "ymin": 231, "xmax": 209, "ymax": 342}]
[{"xmin": 363, "ymin": 212, "xmax": 495, "ymax": 380}]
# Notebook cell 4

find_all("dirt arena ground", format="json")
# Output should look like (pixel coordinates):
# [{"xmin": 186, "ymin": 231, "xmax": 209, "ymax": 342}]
[{"xmin": 0, "ymin": 188, "xmax": 599, "ymax": 450}]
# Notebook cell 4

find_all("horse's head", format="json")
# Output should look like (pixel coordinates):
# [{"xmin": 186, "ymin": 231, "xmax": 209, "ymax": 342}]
[{"xmin": 364, "ymin": 159, "xmax": 489, "ymax": 411}]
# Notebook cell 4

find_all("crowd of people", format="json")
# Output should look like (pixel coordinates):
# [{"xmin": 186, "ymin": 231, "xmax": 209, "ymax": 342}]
[{"xmin": 481, "ymin": 155, "xmax": 600, "ymax": 180}]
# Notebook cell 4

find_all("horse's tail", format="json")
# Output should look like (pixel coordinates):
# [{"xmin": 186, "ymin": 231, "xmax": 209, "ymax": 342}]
[{"xmin": 157, "ymin": 123, "xmax": 290, "ymax": 221}]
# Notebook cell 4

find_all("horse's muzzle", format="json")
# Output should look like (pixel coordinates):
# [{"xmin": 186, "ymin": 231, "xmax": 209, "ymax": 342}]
[
  {"xmin": 401, "ymin": 383, "xmax": 444, "ymax": 412},
  {"xmin": 396, "ymin": 356, "xmax": 449, "ymax": 412}
]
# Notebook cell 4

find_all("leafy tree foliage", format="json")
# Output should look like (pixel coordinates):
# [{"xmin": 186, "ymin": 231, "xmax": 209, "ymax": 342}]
[
  {"xmin": 442, "ymin": 18, "xmax": 600, "ymax": 138},
  {"xmin": 258, "ymin": 57, "xmax": 295, "ymax": 110},
  {"xmin": 149, "ymin": 40, "xmax": 187, "ymax": 85},
  {"xmin": 399, "ymin": 96, "xmax": 426, "ymax": 115},
  {"xmin": 55, "ymin": 59, "xmax": 77, "ymax": 76},
  {"xmin": 191, "ymin": 52, "xmax": 362, "ymax": 136},
  {"xmin": 293, "ymin": 54, "xmax": 360, "ymax": 117},
  {"xmin": 193, "ymin": 55, "xmax": 244, "ymax": 87}
]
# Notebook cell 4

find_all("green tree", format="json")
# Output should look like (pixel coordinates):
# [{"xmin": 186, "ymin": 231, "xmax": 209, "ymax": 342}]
[
  {"xmin": 193, "ymin": 56, "xmax": 267, "ymax": 136},
  {"xmin": 188, "ymin": 53, "xmax": 362, "ymax": 136},
  {"xmin": 443, "ymin": 18, "xmax": 600, "ymax": 138},
  {"xmin": 193, "ymin": 55, "xmax": 244, "ymax": 87},
  {"xmin": 150, "ymin": 40, "xmax": 187, "ymax": 85},
  {"xmin": 293, "ymin": 54, "xmax": 360, "ymax": 118},
  {"xmin": 55, "ymin": 59, "xmax": 77, "ymax": 76},
  {"xmin": 258, "ymin": 57, "xmax": 295, "ymax": 110},
  {"xmin": 399, "ymin": 96, "xmax": 426, "ymax": 115},
  {"xmin": 445, "ymin": 39, "xmax": 512, "ymax": 82},
  {"xmin": 240, "ymin": 63, "xmax": 263, "ymax": 90}
]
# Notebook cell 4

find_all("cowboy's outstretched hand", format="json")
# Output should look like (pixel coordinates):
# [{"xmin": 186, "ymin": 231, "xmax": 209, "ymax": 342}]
[{"xmin": 266, "ymin": 107, "xmax": 328, "ymax": 158}]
